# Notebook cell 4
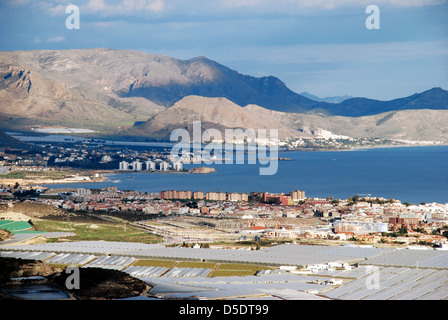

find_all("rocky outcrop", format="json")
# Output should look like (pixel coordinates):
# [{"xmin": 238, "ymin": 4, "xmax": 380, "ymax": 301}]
[
  {"xmin": 0, "ymin": 258, "xmax": 151, "ymax": 300},
  {"xmin": 0, "ymin": 229, "xmax": 12, "ymax": 242},
  {"xmin": 188, "ymin": 167, "xmax": 216, "ymax": 174}
]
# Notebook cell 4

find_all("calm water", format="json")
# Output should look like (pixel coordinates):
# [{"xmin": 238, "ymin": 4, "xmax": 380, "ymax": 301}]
[{"xmin": 42, "ymin": 146, "xmax": 448, "ymax": 204}]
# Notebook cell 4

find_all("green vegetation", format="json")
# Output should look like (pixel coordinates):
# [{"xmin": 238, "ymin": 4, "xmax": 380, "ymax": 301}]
[
  {"xmin": 2, "ymin": 172, "xmax": 26, "ymax": 179},
  {"xmin": 176, "ymin": 261, "xmax": 217, "ymax": 269},
  {"xmin": 131, "ymin": 259, "xmax": 274, "ymax": 277},
  {"xmin": 2, "ymin": 169, "xmax": 76, "ymax": 181},
  {"xmin": 33, "ymin": 219, "xmax": 161, "ymax": 244},
  {"xmin": 210, "ymin": 263, "xmax": 273, "ymax": 277},
  {"xmin": 382, "ymin": 227, "xmax": 408, "ymax": 238}
]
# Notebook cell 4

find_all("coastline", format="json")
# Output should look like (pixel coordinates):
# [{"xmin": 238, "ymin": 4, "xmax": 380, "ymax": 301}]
[
  {"xmin": 3, "ymin": 143, "xmax": 447, "ymax": 189},
  {"xmin": 283, "ymin": 142, "xmax": 448, "ymax": 153}
]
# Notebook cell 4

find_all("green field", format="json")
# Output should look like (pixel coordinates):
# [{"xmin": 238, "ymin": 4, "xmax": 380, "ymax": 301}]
[
  {"xmin": 33, "ymin": 219, "xmax": 162, "ymax": 244},
  {"xmin": 129, "ymin": 259, "xmax": 275, "ymax": 277},
  {"xmin": 211, "ymin": 263, "xmax": 273, "ymax": 277},
  {"xmin": 176, "ymin": 261, "xmax": 217, "ymax": 269}
]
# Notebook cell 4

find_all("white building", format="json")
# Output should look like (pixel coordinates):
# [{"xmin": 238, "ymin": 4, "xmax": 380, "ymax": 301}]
[
  {"xmin": 119, "ymin": 161, "xmax": 129, "ymax": 171},
  {"xmin": 146, "ymin": 161, "xmax": 156, "ymax": 171},
  {"xmin": 132, "ymin": 160, "xmax": 143, "ymax": 171},
  {"xmin": 100, "ymin": 155, "xmax": 113, "ymax": 163},
  {"xmin": 333, "ymin": 220, "xmax": 389, "ymax": 233},
  {"xmin": 172, "ymin": 161, "xmax": 183, "ymax": 171},
  {"xmin": 159, "ymin": 161, "xmax": 169, "ymax": 171}
]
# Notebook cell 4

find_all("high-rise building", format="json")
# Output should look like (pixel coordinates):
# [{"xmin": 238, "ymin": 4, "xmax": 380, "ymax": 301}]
[
  {"xmin": 218, "ymin": 192, "xmax": 227, "ymax": 201},
  {"xmin": 173, "ymin": 161, "xmax": 183, "ymax": 171},
  {"xmin": 160, "ymin": 190, "xmax": 174, "ymax": 199},
  {"xmin": 264, "ymin": 192, "xmax": 294, "ymax": 205},
  {"xmin": 119, "ymin": 161, "xmax": 129, "ymax": 171},
  {"xmin": 159, "ymin": 161, "xmax": 169, "ymax": 171},
  {"xmin": 206, "ymin": 192, "xmax": 219, "ymax": 201},
  {"xmin": 193, "ymin": 191, "xmax": 205, "ymax": 200},
  {"xmin": 228, "ymin": 192, "xmax": 242, "ymax": 202},
  {"xmin": 132, "ymin": 160, "xmax": 143, "ymax": 171},
  {"xmin": 290, "ymin": 189, "xmax": 306, "ymax": 202},
  {"xmin": 146, "ymin": 161, "xmax": 156, "ymax": 171},
  {"xmin": 177, "ymin": 190, "xmax": 192, "ymax": 199}
]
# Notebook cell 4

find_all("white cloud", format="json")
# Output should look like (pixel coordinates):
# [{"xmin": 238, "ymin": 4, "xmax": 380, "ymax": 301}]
[
  {"xmin": 146, "ymin": 0, "xmax": 165, "ymax": 13},
  {"xmin": 222, "ymin": 0, "xmax": 446, "ymax": 10},
  {"xmin": 47, "ymin": 4, "xmax": 67, "ymax": 15},
  {"xmin": 39, "ymin": 0, "xmax": 165, "ymax": 16},
  {"xmin": 47, "ymin": 36, "xmax": 66, "ymax": 42},
  {"xmin": 85, "ymin": 0, "xmax": 165, "ymax": 15},
  {"xmin": 4, "ymin": 0, "xmax": 32, "ymax": 6},
  {"xmin": 222, "ymin": 0, "xmax": 265, "ymax": 8}
]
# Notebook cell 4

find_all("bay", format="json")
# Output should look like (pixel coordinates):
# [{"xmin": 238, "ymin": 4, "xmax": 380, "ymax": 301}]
[{"xmin": 42, "ymin": 145, "xmax": 448, "ymax": 204}]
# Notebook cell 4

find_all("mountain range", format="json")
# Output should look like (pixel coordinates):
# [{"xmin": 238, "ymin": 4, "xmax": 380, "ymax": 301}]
[
  {"xmin": 0, "ymin": 48, "xmax": 447, "ymax": 142},
  {"xmin": 300, "ymin": 92, "xmax": 353, "ymax": 104}
]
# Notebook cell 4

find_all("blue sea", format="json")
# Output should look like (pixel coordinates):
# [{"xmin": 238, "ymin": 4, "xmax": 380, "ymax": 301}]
[{"xmin": 42, "ymin": 145, "xmax": 448, "ymax": 204}]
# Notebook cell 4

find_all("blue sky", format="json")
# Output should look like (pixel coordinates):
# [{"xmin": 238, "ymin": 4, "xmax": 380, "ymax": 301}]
[{"xmin": 0, "ymin": 0, "xmax": 447, "ymax": 100}]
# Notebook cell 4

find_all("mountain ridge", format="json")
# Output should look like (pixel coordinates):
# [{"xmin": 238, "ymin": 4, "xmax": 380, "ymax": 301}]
[
  {"xmin": 0, "ymin": 48, "xmax": 447, "ymax": 142},
  {"xmin": 129, "ymin": 95, "xmax": 448, "ymax": 142}
]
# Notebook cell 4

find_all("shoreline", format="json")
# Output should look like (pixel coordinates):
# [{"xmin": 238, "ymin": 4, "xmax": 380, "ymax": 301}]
[
  {"xmin": 282, "ymin": 142, "xmax": 448, "ymax": 153},
  {"xmin": 4, "ymin": 143, "xmax": 447, "ymax": 190}
]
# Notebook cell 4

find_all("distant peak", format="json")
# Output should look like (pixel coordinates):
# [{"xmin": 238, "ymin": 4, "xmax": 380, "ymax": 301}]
[
  {"xmin": 189, "ymin": 56, "xmax": 211, "ymax": 62},
  {"xmin": 419, "ymin": 87, "xmax": 446, "ymax": 96}
]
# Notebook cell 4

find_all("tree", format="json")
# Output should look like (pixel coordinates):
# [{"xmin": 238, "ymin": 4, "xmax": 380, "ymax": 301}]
[
  {"xmin": 398, "ymin": 226, "xmax": 408, "ymax": 235},
  {"xmin": 414, "ymin": 227, "xmax": 426, "ymax": 234},
  {"xmin": 379, "ymin": 237, "xmax": 387, "ymax": 243},
  {"xmin": 347, "ymin": 195, "xmax": 360, "ymax": 206}
]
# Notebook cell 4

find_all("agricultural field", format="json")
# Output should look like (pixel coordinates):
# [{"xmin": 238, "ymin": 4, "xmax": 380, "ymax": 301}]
[
  {"xmin": 32, "ymin": 219, "xmax": 162, "ymax": 244},
  {"xmin": 129, "ymin": 259, "xmax": 275, "ymax": 278},
  {"xmin": 176, "ymin": 261, "xmax": 217, "ymax": 269},
  {"xmin": 210, "ymin": 263, "xmax": 274, "ymax": 278}
]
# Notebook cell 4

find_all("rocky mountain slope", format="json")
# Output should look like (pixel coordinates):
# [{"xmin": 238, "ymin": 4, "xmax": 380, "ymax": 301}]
[
  {"xmin": 130, "ymin": 95, "xmax": 299, "ymax": 139},
  {"xmin": 0, "ymin": 48, "xmax": 447, "ymax": 142},
  {"xmin": 131, "ymin": 95, "xmax": 448, "ymax": 141},
  {"xmin": 0, "ymin": 49, "xmax": 163, "ymax": 133}
]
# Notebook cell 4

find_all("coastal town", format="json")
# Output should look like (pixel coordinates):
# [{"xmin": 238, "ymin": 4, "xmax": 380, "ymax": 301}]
[
  {"xmin": 0, "ymin": 134, "xmax": 447, "ymax": 249},
  {"xmin": 1, "ymin": 136, "xmax": 448, "ymax": 301},
  {"xmin": 1, "ymin": 180, "xmax": 447, "ymax": 248}
]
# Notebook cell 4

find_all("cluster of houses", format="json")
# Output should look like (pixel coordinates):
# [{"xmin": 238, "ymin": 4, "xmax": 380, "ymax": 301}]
[{"xmin": 6, "ymin": 185, "xmax": 447, "ymax": 247}]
